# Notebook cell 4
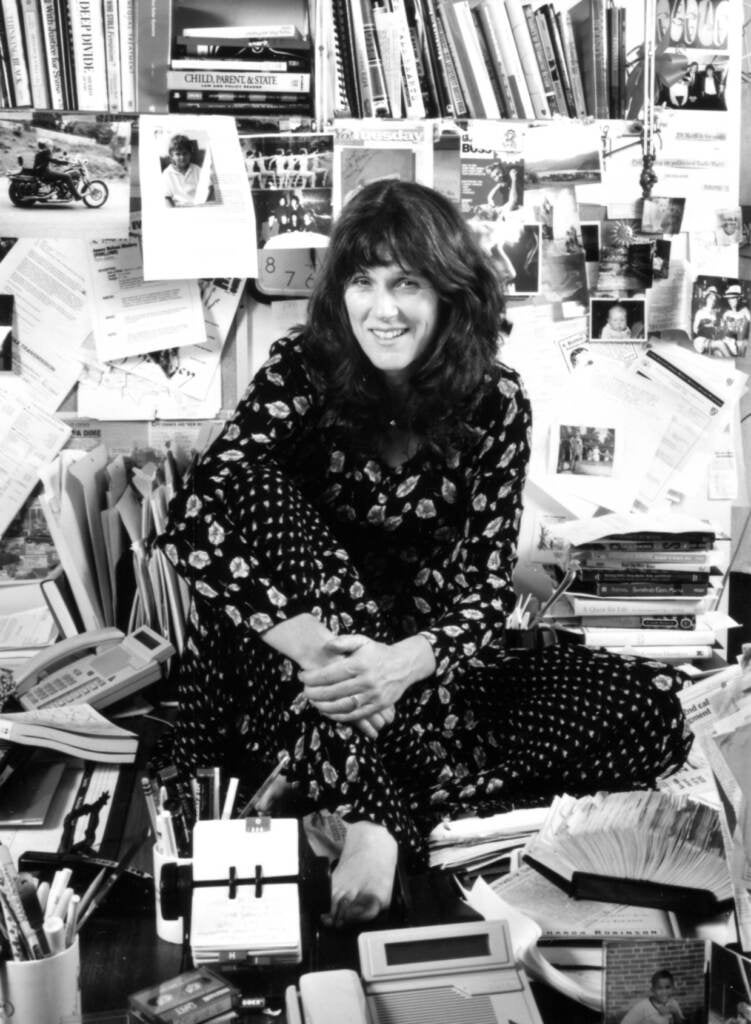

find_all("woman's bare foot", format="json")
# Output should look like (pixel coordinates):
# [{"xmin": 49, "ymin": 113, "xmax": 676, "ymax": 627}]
[{"xmin": 323, "ymin": 821, "xmax": 398, "ymax": 928}]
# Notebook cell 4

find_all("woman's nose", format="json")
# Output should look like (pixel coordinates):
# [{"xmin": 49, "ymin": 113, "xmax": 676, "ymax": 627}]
[{"xmin": 371, "ymin": 285, "xmax": 399, "ymax": 318}]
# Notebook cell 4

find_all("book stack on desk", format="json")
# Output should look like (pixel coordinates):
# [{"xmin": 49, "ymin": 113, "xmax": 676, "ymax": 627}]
[{"xmin": 541, "ymin": 511, "xmax": 727, "ymax": 663}]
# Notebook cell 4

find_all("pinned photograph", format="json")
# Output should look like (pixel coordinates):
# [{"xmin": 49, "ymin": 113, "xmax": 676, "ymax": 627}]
[
  {"xmin": 708, "ymin": 940, "xmax": 751, "ymax": 1024},
  {"xmin": 713, "ymin": 208, "xmax": 742, "ymax": 247},
  {"xmin": 0, "ymin": 112, "xmax": 131, "ymax": 238},
  {"xmin": 603, "ymin": 939, "xmax": 707, "ymax": 1024},
  {"xmin": 590, "ymin": 299, "xmax": 646, "ymax": 342},
  {"xmin": 159, "ymin": 130, "xmax": 219, "ymax": 208},
  {"xmin": 692, "ymin": 275, "xmax": 750, "ymax": 357},
  {"xmin": 526, "ymin": 184, "xmax": 587, "ymax": 306},
  {"xmin": 242, "ymin": 132, "xmax": 333, "ymax": 249},
  {"xmin": 555, "ymin": 425, "xmax": 615, "ymax": 477},
  {"xmin": 642, "ymin": 196, "xmax": 686, "ymax": 236}
]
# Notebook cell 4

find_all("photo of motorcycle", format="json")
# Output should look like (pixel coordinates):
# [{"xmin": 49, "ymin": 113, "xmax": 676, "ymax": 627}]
[{"xmin": 8, "ymin": 155, "xmax": 109, "ymax": 208}]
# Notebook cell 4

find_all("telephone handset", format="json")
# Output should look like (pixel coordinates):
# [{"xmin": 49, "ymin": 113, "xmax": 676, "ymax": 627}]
[
  {"xmin": 285, "ymin": 970, "xmax": 369, "ymax": 1024},
  {"xmin": 14, "ymin": 625, "xmax": 174, "ymax": 711}
]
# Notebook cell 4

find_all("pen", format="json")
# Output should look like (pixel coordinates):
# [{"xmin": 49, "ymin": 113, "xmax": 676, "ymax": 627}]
[
  {"xmin": 140, "ymin": 776, "xmax": 160, "ymax": 837},
  {"xmin": 36, "ymin": 880, "xmax": 50, "ymax": 916},
  {"xmin": 64, "ymin": 894, "xmax": 80, "ymax": 948},
  {"xmin": 16, "ymin": 872, "xmax": 50, "ymax": 957},
  {"xmin": 238, "ymin": 754, "xmax": 291, "ymax": 817},
  {"xmin": 76, "ymin": 866, "xmax": 108, "ymax": 923},
  {"xmin": 0, "ymin": 845, "xmax": 42, "ymax": 959},
  {"xmin": 157, "ymin": 810, "xmax": 178, "ymax": 858},
  {"xmin": 76, "ymin": 828, "xmax": 150, "ymax": 933}
]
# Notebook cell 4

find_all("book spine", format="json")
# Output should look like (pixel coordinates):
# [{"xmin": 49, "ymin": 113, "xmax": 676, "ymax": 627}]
[
  {"xmin": 409, "ymin": 0, "xmax": 449, "ymax": 115},
  {"xmin": 608, "ymin": 2, "xmax": 625, "ymax": 118},
  {"xmin": 38, "ymin": 0, "xmax": 64, "ymax": 107},
  {"xmin": 68, "ymin": 0, "xmax": 108, "ymax": 109},
  {"xmin": 473, "ymin": 0, "xmax": 518, "ymax": 117},
  {"xmin": 521, "ymin": 1, "xmax": 559, "ymax": 114},
  {"xmin": 54, "ymin": 0, "xmax": 77, "ymax": 107},
  {"xmin": 389, "ymin": 0, "xmax": 426, "ymax": 117},
  {"xmin": 170, "ymin": 56, "xmax": 308, "ymax": 72},
  {"xmin": 483, "ymin": 0, "xmax": 535, "ymax": 117},
  {"xmin": 436, "ymin": 0, "xmax": 481, "ymax": 116},
  {"xmin": 1, "ymin": 0, "xmax": 31, "ymax": 106},
  {"xmin": 0, "ymin": 9, "xmax": 13, "ymax": 105},
  {"xmin": 582, "ymin": 628, "xmax": 715, "ymax": 647},
  {"xmin": 117, "ymin": 0, "xmax": 135, "ymax": 110},
  {"xmin": 165, "ymin": 68, "xmax": 311, "ymax": 92},
  {"xmin": 538, "ymin": 3, "xmax": 575, "ymax": 116},
  {"xmin": 135, "ymin": 0, "xmax": 170, "ymax": 112},
  {"xmin": 102, "ymin": 0, "xmax": 120, "ymax": 110},
  {"xmin": 430, "ymin": 0, "xmax": 466, "ymax": 115},
  {"xmin": 579, "ymin": 570, "xmax": 710, "ymax": 583},
  {"xmin": 453, "ymin": 0, "xmax": 500, "ymax": 117},
  {"xmin": 576, "ymin": 614, "xmax": 698, "ymax": 630},
  {"xmin": 468, "ymin": 4, "xmax": 508, "ymax": 117},
  {"xmin": 346, "ymin": 0, "xmax": 377, "ymax": 115},
  {"xmin": 331, "ymin": 0, "xmax": 361, "ymax": 115},
  {"xmin": 532, "ymin": 5, "xmax": 567, "ymax": 115},
  {"xmin": 596, "ymin": 583, "xmax": 709, "ymax": 597},
  {"xmin": 175, "ymin": 35, "xmax": 311, "ymax": 55},
  {"xmin": 604, "ymin": 643, "xmax": 714, "ymax": 660},
  {"xmin": 590, "ymin": 0, "xmax": 608, "ymax": 117},
  {"xmin": 558, "ymin": 7, "xmax": 587, "ymax": 117},
  {"xmin": 358, "ymin": 0, "xmax": 391, "ymax": 114},
  {"xmin": 373, "ymin": 3, "xmax": 402, "ymax": 116},
  {"xmin": 505, "ymin": 0, "xmax": 551, "ymax": 118},
  {"xmin": 569, "ymin": 597, "xmax": 703, "ymax": 616},
  {"xmin": 577, "ymin": 550, "xmax": 711, "ymax": 565},
  {"xmin": 169, "ymin": 95, "xmax": 313, "ymax": 114},
  {"xmin": 19, "ymin": 0, "xmax": 50, "ymax": 107}
]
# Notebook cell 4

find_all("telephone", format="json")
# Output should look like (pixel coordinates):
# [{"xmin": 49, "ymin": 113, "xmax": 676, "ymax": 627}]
[
  {"xmin": 285, "ymin": 920, "xmax": 544, "ymax": 1024},
  {"xmin": 285, "ymin": 970, "xmax": 368, "ymax": 1024},
  {"xmin": 14, "ymin": 626, "xmax": 174, "ymax": 711}
]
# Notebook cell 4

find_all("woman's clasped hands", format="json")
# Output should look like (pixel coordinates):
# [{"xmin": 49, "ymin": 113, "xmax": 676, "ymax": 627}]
[{"xmin": 299, "ymin": 633, "xmax": 434, "ymax": 739}]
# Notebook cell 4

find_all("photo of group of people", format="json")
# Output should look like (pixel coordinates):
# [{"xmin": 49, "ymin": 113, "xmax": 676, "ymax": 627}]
[
  {"xmin": 692, "ymin": 276, "xmax": 751, "ymax": 357},
  {"xmin": 655, "ymin": 0, "xmax": 729, "ymax": 111},
  {"xmin": 242, "ymin": 133, "xmax": 334, "ymax": 250},
  {"xmin": 556, "ymin": 425, "xmax": 615, "ymax": 477}
]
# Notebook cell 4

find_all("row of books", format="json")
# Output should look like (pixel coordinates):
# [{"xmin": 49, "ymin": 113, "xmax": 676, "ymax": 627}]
[
  {"xmin": 0, "ymin": 0, "xmax": 632, "ymax": 118},
  {"xmin": 541, "ymin": 512, "xmax": 730, "ymax": 664},
  {"xmin": 0, "ymin": 0, "xmax": 315, "ymax": 115},
  {"xmin": 330, "ymin": 0, "xmax": 629, "ymax": 120}
]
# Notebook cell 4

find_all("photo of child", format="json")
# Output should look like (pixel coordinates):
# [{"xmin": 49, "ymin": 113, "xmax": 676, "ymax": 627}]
[
  {"xmin": 160, "ymin": 132, "xmax": 218, "ymax": 208},
  {"xmin": 590, "ymin": 299, "xmax": 646, "ymax": 342},
  {"xmin": 604, "ymin": 939, "xmax": 706, "ymax": 1024}
]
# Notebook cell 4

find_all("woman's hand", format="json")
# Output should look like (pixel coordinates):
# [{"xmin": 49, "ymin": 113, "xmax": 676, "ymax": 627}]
[{"xmin": 299, "ymin": 633, "xmax": 435, "ymax": 727}]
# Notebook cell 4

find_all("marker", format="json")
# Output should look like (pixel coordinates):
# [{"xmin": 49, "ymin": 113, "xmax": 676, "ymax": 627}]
[
  {"xmin": 221, "ymin": 777, "xmax": 239, "ymax": 820},
  {"xmin": 42, "ymin": 915, "xmax": 65, "ymax": 954},
  {"xmin": 36, "ymin": 880, "xmax": 50, "ymax": 916},
  {"xmin": 0, "ymin": 845, "xmax": 42, "ymax": 959},
  {"xmin": 76, "ymin": 867, "xmax": 108, "ymax": 922},
  {"xmin": 45, "ymin": 867, "xmax": 72, "ymax": 921}
]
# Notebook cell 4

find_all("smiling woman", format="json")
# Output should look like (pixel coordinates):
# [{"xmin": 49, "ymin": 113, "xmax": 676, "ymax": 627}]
[{"xmin": 156, "ymin": 180, "xmax": 691, "ymax": 932}]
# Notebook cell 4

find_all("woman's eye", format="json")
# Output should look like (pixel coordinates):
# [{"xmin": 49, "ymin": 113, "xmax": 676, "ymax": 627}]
[
  {"xmin": 395, "ymin": 278, "xmax": 420, "ymax": 291},
  {"xmin": 349, "ymin": 275, "xmax": 371, "ymax": 288}
]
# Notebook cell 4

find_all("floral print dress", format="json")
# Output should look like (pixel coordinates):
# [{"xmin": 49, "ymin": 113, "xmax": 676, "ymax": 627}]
[{"xmin": 157, "ymin": 337, "xmax": 690, "ymax": 867}]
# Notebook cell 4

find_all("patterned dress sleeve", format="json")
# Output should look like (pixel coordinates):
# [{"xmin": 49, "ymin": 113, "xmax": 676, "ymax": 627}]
[
  {"xmin": 418, "ymin": 367, "xmax": 532, "ymax": 679},
  {"xmin": 157, "ymin": 337, "xmax": 321, "ymax": 635}
]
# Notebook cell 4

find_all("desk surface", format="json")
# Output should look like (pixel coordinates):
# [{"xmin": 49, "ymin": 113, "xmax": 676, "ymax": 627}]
[{"xmin": 74, "ymin": 711, "xmax": 595, "ymax": 1022}]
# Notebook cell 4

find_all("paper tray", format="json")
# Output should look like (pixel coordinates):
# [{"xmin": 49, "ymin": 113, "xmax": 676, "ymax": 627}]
[{"xmin": 524, "ymin": 855, "xmax": 732, "ymax": 917}]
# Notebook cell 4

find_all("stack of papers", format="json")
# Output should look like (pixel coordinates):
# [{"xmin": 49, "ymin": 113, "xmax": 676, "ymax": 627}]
[
  {"xmin": 428, "ymin": 806, "xmax": 548, "ymax": 874},
  {"xmin": 190, "ymin": 818, "xmax": 301, "ymax": 965}
]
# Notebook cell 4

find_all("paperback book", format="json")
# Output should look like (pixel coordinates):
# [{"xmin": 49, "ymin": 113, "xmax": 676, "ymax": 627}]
[{"xmin": 0, "ymin": 704, "xmax": 138, "ymax": 763}]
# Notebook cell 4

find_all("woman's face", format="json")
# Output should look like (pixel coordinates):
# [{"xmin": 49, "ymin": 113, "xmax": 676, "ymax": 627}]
[{"xmin": 344, "ymin": 263, "xmax": 439, "ymax": 383}]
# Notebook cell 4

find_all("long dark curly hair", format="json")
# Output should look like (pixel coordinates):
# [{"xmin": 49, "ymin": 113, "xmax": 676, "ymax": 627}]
[{"xmin": 296, "ymin": 179, "xmax": 510, "ymax": 454}]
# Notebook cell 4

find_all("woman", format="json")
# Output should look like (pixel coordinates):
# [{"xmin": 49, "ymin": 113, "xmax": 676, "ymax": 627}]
[
  {"xmin": 692, "ymin": 286, "xmax": 721, "ymax": 353},
  {"xmin": 158, "ymin": 181, "xmax": 689, "ymax": 927}
]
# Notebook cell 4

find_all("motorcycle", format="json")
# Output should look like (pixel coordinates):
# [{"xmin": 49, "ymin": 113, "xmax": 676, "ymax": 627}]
[{"xmin": 7, "ymin": 156, "xmax": 109, "ymax": 208}]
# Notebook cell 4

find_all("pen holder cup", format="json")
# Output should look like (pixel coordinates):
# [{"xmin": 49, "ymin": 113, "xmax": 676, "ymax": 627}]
[
  {"xmin": 0, "ymin": 935, "xmax": 80, "ymax": 1024},
  {"xmin": 153, "ymin": 844, "xmax": 191, "ymax": 944}
]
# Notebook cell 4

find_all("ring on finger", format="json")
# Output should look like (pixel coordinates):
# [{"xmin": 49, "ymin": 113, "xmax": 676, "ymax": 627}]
[{"xmin": 349, "ymin": 693, "xmax": 360, "ymax": 711}]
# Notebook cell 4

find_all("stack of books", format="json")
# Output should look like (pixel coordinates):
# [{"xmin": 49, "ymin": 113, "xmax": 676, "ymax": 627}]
[
  {"xmin": 168, "ymin": 0, "xmax": 314, "ymax": 120},
  {"xmin": 542, "ymin": 512, "xmax": 728, "ymax": 664}
]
